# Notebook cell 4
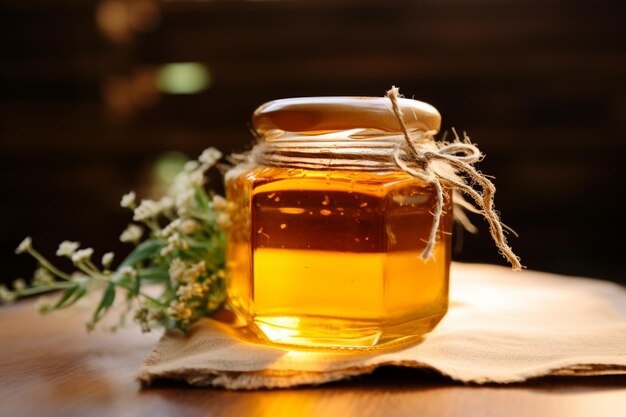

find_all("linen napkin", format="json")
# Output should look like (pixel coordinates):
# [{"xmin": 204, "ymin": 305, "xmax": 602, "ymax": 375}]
[{"xmin": 138, "ymin": 263, "xmax": 626, "ymax": 389}]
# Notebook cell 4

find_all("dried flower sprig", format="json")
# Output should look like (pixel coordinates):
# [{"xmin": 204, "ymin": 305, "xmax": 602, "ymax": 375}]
[{"xmin": 1, "ymin": 147, "xmax": 229, "ymax": 333}]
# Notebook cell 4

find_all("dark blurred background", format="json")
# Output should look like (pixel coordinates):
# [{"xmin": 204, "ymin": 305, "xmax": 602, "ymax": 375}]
[{"xmin": 2, "ymin": 0, "xmax": 626, "ymax": 285}]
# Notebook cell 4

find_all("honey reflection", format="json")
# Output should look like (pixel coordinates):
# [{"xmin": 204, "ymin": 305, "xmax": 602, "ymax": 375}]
[
  {"xmin": 96, "ymin": 0, "xmax": 160, "ymax": 43},
  {"xmin": 233, "ymin": 384, "xmax": 626, "ymax": 417}
]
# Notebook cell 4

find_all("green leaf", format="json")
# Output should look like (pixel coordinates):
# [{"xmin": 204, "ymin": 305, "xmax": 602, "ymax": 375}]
[
  {"xmin": 138, "ymin": 267, "xmax": 169, "ymax": 282},
  {"xmin": 92, "ymin": 283, "xmax": 116, "ymax": 323},
  {"xmin": 133, "ymin": 273, "xmax": 141, "ymax": 297},
  {"xmin": 184, "ymin": 236, "xmax": 213, "ymax": 249},
  {"xmin": 74, "ymin": 285, "xmax": 88, "ymax": 303},
  {"xmin": 53, "ymin": 283, "xmax": 87, "ymax": 310},
  {"xmin": 119, "ymin": 239, "xmax": 164, "ymax": 268},
  {"xmin": 114, "ymin": 274, "xmax": 133, "ymax": 288},
  {"xmin": 195, "ymin": 188, "xmax": 210, "ymax": 211},
  {"xmin": 53, "ymin": 285, "xmax": 78, "ymax": 309}
]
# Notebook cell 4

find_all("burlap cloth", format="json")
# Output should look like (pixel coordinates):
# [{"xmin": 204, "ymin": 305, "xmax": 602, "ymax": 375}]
[{"xmin": 137, "ymin": 263, "xmax": 626, "ymax": 389}]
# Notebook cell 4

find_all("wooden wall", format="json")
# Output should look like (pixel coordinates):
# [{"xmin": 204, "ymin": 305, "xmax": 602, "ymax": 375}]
[{"xmin": 1, "ymin": 0, "xmax": 625, "ymax": 283}]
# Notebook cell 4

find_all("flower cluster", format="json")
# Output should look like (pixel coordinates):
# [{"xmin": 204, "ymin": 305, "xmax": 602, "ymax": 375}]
[{"xmin": 2, "ymin": 148, "xmax": 228, "ymax": 333}]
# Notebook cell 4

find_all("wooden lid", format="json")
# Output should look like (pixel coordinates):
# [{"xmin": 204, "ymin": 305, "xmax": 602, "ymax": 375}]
[{"xmin": 253, "ymin": 96, "xmax": 441, "ymax": 137}]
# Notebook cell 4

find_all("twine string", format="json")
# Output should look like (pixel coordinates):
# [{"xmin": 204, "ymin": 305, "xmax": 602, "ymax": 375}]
[{"xmin": 387, "ymin": 86, "xmax": 522, "ymax": 270}]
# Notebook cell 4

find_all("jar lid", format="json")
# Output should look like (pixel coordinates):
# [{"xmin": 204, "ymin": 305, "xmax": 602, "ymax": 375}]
[{"xmin": 253, "ymin": 96, "xmax": 441, "ymax": 137}]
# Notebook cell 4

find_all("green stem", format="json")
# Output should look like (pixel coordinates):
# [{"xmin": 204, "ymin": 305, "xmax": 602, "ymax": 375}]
[
  {"xmin": 85, "ymin": 260, "xmax": 103, "ymax": 275},
  {"xmin": 186, "ymin": 211, "xmax": 212, "ymax": 224},
  {"xmin": 145, "ymin": 219, "xmax": 162, "ymax": 236},
  {"xmin": 74, "ymin": 262, "xmax": 101, "ymax": 279},
  {"xmin": 134, "ymin": 292, "xmax": 165, "ymax": 313},
  {"xmin": 74, "ymin": 263, "xmax": 166, "ymax": 306},
  {"xmin": 137, "ymin": 291, "xmax": 165, "ymax": 306},
  {"xmin": 110, "ymin": 275, "xmax": 165, "ymax": 306},
  {"xmin": 27, "ymin": 248, "xmax": 73, "ymax": 281},
  {"xmin": 162, "ymin": 210, "xmax": 176, "ymax": 221},
  {"xmin": 18, "ymin": 282, "xmax": 76, "ymax": 296}
]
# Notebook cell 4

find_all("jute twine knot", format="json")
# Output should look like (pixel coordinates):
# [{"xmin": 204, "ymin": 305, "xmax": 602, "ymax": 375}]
[{"xmin": 387, "ymin": 86, "xmax": 522, "ymax": 270}]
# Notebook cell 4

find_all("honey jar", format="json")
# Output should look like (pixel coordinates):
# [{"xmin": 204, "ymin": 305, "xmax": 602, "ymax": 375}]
[{"xmin": 225, "ymin": 96, "xmax": 452, "ymax": 349}]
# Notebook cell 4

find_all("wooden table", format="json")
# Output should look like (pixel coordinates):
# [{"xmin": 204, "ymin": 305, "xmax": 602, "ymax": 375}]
[{"xmin": 1, "ymin": 298, "xmax": 625, "ymax": 417}]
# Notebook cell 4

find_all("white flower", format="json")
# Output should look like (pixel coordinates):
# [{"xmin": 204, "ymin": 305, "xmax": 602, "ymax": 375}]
[
  {"xmin": 198, "ymin": 147, "xmax": 222, "ymax": 167},
  {"xmin": 71, "ymin": 248, "xmax": 94, "ymax": 263},
  {"xmin": 183, "ymin": 160, "xmax": 199, "ymax": 172},
  {"xmin": 13, "ymin": 278, "xmax": 26, "ymax": 293},
  {"xmin": 160, "ymin": 219, "xmax": 182, "ymax": 238},
  {"xmin": 119, "ymin": 265, "xmax": 137, "ymax": 278},
  {"xmin": 160, "ymin": 244, "xmax": 174, "ymax": 257},
  {"xmin": 167, "ymin": 259, "xmax": 207, "ymax": 286},
  {"xmin": 148, "ymin": 309, "xmax": 164, "ymax": 321},
  {"xmin": 170, "ymin": 172, "xmax": 193, "ymax": 195},
  {"xmin": 120, "ymin": 191, "xmax": 136, "ymax": 208},
  {"xmin": 193, "ymin": 260, "xmax": 206, "ymax": 273},
  {"xmin": 159, "ymin": 196, "xmax": 174, "ymax": 211},
  {"xmin": 180, "ymin": 219, "xmax": 200, "ymax": 234},
  {"xmin": 102, "ymin": 252, "xmax": 114, "ymax": 268},
  {"xmin": 33, "ymin": 268, "xmax": 54, "ymax": 286},
  {"xmin": 176, "ymin": 283, "xmax": 193, "ymax": 299},
  {"xmin": 0, "ymin": 285, "xmax": 16, "ymax": 303},
  {"xmin": 120, "ymin": 224, "xmax": 143, "ymax": 244},
  {"xmin": 35, "ymin": 297, "xmax": 52, "ymax": 314},
  {"xmin": 133, "ymin": 199, "xmax": 161, "ymax": 221},
  {"xmin": 168, "ymin": 258, "xmax": 187, "ymax": 285},
  {"xmin": 191, "ymin": 170, "xmax": 206, "ymax": 187},
  {"xmin": 168, "ymin": 301, "xmax": 192, "ymax": 322},
  {"xmin": 216, "ymin": 212, "xmax": 230, "ymax": 230},
  {"xmin": 160, "ymin": 232, "xmax": 187, "ymax": 257},
  {"xmin": 168, "ymin": 232, "xmax": 183, "ymax": 246},
  {"xmin": 15, "ymin": 237, "xmax": 32, "ymax": 254},
  {"xmin": 56, "ymin": 241, "xmax": 80, "ymax": 257},
  {"xmin": 175, "ymin": 189, "xmax": 196, "ymax": 214},
  {"xmin": 212, "ymin": 195, "xmax": 227, "ymax": 211}
]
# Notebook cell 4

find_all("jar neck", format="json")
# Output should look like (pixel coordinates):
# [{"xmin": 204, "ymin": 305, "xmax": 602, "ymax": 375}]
[{"xmin": 252, "ymin": 128, "xmax": 436, "ymax": 171}]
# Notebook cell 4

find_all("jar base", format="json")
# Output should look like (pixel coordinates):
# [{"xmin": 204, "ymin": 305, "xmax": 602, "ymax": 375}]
[{"xmin": 247, "ymin": 311, "xmax": 447, "ymax": 350}]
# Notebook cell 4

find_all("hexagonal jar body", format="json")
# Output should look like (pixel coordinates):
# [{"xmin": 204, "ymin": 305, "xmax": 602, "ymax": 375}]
[{"xmin": 225, "ymin": 97, "xmax": 452, "ymax": 349}]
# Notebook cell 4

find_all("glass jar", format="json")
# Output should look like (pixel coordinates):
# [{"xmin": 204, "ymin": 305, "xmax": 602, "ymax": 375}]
[{"xmin": 225, "ymin": 97, "xmax": 452, "ymax": 349}]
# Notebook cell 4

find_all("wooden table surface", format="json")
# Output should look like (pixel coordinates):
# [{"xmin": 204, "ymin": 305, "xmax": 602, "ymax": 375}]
[{"xmin": 1, "ymin": 298, "xmax": 625, "ymax": 417}]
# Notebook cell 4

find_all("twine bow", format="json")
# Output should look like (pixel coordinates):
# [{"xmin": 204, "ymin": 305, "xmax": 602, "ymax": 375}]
[{"xmin": 387, "ymin": 87, "xmax": 522, "ymax": 270}]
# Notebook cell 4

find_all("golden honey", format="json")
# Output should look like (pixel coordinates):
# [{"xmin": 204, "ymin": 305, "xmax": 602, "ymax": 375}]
[{"xmin": 225, "ymin": 97, "xmax": 452, "ymax": 349}]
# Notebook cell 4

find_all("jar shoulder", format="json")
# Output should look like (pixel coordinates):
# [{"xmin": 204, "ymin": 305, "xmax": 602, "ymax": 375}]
[{"xmin": 226, "ymin": 164, "xmax": 432, "ymax": 191}]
